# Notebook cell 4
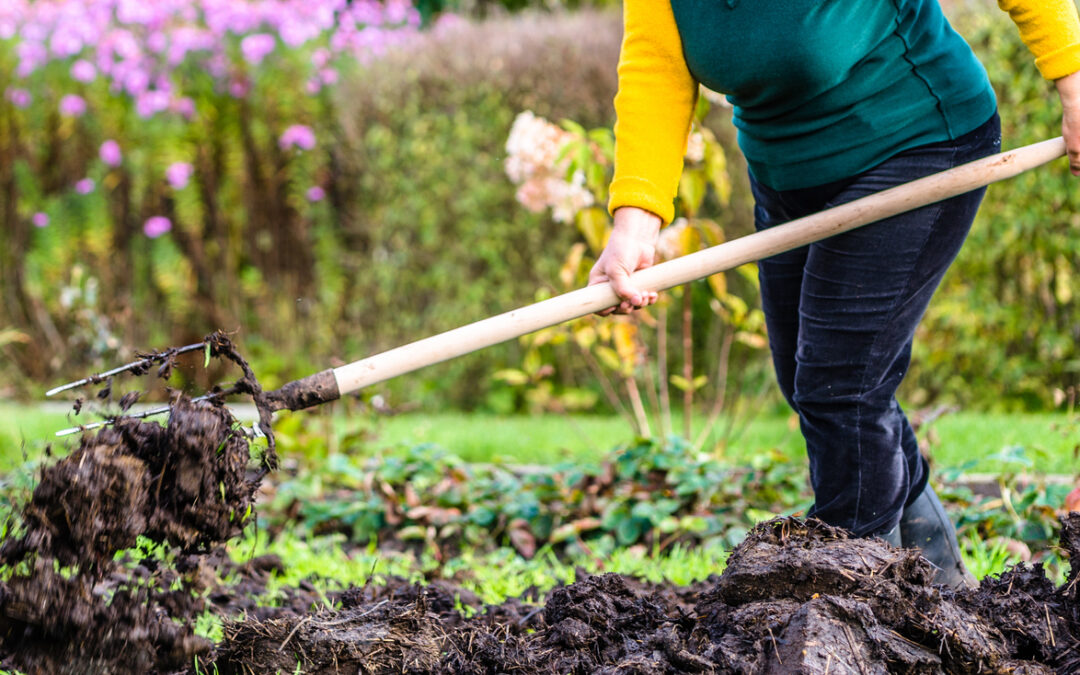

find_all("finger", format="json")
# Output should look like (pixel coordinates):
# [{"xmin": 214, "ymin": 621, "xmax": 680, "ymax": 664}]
[{"xmin": 608, "ymin": 266, "xmax": 643, "ymax": 308}]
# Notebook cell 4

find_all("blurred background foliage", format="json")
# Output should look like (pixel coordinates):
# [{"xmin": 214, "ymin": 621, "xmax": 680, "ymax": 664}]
[{"xmin": 0, "ymin": 1, "xmax": 1077, "ymax": 416}]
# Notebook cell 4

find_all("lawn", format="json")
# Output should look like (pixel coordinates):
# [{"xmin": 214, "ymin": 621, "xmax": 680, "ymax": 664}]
[{"xmin": 2, "ymin": 401, "xmax": 1076, "ymax": 474}]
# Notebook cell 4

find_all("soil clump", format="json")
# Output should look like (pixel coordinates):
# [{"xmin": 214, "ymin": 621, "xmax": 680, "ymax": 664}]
[
  {"xmin": 0, "ymin": 398, "xmax": 262, "ymax": 675},
  {"xmin": 215, "ymin": 516, "xmax": 1079, "ymax": 675}
]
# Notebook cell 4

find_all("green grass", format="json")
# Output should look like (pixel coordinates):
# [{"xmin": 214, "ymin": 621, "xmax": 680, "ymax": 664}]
[
  {"xmin": 365, "ymin": 410, "xmax": 1080, "ymax": 475},
  {"xmin": 1, "ymin": 401, "xmax": 1077, "ymax": 474},
  {"xmin": 225, "ymin": 528, "xmax": 730, "ymax": 607}
]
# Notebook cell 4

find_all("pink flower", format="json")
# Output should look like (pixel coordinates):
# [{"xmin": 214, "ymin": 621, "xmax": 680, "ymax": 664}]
[
  {"xmin": 135, "ymin": 90, "xmax": 170, "ymax": 118},
  {"xmin": 5, "ymin": 88, "xmax": 31, "ymax": 108},
  {"xmin": 75, "ymin": 178, "xmax": 95, "ymax": 194},
  {"xmin": 166, "ymin": 162, "xmax": 193, "ymax": 189},
  {"xmin": 279, "ymin": 124, "xmax": 316, "ymax": 151},
  {"xmin": 32, "ymin": 212, "xmax": 49, "ymax": 228},
  {"xmin": 240, "ymin": 33, "xmax": 276, "ymax": 65},
  {"xmin": 147, "ymin": 31, "xmax": 168, "ymax": 54},
  {"xmin": 143, "ymin": 216, "xmax": 172, "ymax": 238},
  {"xmin": 228, "ymin": 79, "xmax": 250, "ymax": 98},
  {"xmin": 306, "ymin": 186, "xmax": 325, "ymax": 202},
  {"xmin": 59, "ymin": 94, "xmax": 87, "ymax": 117},
  {"xmin": 71, "ymin": 59, "xmax": 97, "ymax": 83},
  {"xmin": 100, "ymin": 140, "xmax": 122, "ymax": 167},
  {"xmin": 311, "ymin": 48, "xmax": 331, "ymax": 69},
  {"xmin": 319, "ymin": 68, "xmax": 338, "ymax": 85},
  {"xmin": 171, "ymin": 97, "xmax": 196, "ymax": 119}
]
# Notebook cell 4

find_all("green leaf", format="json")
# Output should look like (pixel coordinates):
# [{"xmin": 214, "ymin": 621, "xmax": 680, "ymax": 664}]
[
  {"xmin": 678, "ymin": 170, "xmax": 707, "ymax": 218},
  {"xmin": 493, "ymin": 369, "xmax": 530, "ymax": 387},
  {"xmin": 204, "ymin": 343, "xmax": 211, "ymax": 369}
]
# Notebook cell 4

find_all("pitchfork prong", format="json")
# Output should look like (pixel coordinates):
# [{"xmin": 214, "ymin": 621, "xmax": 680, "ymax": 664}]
[
  {"xmin": 52, "ymin": 386, "xmax": 240, "ymax": 437},
  {"xmin": 44, "ymin": 342, "xmax": 207, "ymax": 397}
]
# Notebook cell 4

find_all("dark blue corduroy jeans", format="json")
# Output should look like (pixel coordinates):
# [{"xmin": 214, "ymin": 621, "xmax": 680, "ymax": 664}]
[{"xmin": 751, "ymin": 113, "xmax": 1001, "ymax": 538}]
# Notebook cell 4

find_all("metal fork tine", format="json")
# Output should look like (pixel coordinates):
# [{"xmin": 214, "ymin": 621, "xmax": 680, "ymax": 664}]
[
  {"xmin": 45, "ymin": 342, "xmax": 207, "ymax": 397},
  {"xmin": 52, "ymin": 386, "xmax": 239, "ymax": 437}
]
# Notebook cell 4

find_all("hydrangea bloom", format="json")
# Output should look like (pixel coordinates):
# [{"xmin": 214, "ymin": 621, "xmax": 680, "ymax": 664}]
[
  {"xmin": 279, "ymin": 124, "xmax": 316, "ymax": 151},
  {"xmin": 143, "ymin": 216, "xmax": 172, "ymax": 238},
  {"xmin": 75, "ymin": 178, "xmax": 95, "ymax": 194},
  {"xmin": 504, "ymin": 111, "xmax": 594, "ymax": 224},
  {"xmin": 32, "ymin": 212, "xmax": 49, "ymax": 227},
  {"xmin": 306, "ymin": 186, "xmax": 325, "ymax": 202},
  {"xmin": 100, "ymin": 139, "xmax": 123, "ymax": 166},
  {"xmin": 166, "ymin": 162, "xmax": 193, "ymax": 189}
]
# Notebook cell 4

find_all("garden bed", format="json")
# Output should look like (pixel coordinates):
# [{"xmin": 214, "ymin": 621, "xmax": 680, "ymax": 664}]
[{"xmin": 0, "ymin": 395, "xmax": 1076, "ymax": 674}]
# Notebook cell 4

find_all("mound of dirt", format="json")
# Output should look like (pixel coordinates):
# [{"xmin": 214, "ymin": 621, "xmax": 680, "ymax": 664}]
[
  {"xmin": 0, "ymin": 398, "xmax": 261, "ymax": 675},
  {"xmin": 214, "ymin": 515, "xmax": 1080, "ymax": 675}
]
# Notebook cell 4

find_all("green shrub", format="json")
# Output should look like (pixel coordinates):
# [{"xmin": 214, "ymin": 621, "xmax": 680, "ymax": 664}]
[{"xmin": 907, "ymin": 8, "xmax": 1080, "ymax": 410}]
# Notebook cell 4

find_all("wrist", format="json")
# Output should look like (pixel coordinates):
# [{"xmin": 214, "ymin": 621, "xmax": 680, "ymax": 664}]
[
  {"xmin": 612, "ymin": 206, "xmax": 663, "ymax": 238},
  {"xmin": 1055, "ymin": 70, "xmax": 1080, "ymax": 107}
]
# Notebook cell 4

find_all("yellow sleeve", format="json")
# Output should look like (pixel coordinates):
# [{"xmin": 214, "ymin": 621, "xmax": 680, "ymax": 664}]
[
  {"xmin": 999, "ymin": 0, "xmax": 1080, "ymax": 80},
  {"xmin": 607, "ymin": 0, "xmax": 698, "ymax": 225}
]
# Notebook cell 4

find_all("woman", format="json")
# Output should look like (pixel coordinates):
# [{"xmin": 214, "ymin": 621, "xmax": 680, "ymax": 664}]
[{"xmin": 589, "ymin": 0, "xmax": 1080, "ymax": 587}]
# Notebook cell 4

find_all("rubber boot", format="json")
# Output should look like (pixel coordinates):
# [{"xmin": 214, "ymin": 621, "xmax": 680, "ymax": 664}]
[
  {"xmin": 871, "ymin": 524, "xmax": 902, "ymax": 548},
  {"xmin": 900, "ymin": 485, "xmax": 977, "ymax": 589}
]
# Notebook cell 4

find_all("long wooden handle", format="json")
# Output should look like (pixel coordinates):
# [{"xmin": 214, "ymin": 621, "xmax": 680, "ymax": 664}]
[{"xmin": 330, "ymin": 137, "xmax": 1066, "ymax": 397}]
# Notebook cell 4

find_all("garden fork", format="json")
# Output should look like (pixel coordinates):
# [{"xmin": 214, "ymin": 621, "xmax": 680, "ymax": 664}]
[{"xmin": 48, "ymin": 137, "xmax": 1067, "ymax": 437}]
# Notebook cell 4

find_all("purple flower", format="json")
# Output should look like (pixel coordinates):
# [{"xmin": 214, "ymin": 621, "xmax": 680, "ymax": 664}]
[
  {"xmin": 123, "ymin": 67, "xmax": 151, "ymax": 96},
  {"xmin": 16, "ymin": 41, "xmax": 47, "ymax": 78},
  {"xmin": 311, "ymin": 48, "xmax": 331, "ymax": 69},
  {"xmin": 240, "ymin": 33, "xmax": 276, "ymax": 66},
  {"xmin": 147, "ymin": 31, "xmax": 168, "ymax": 54},
  {"xmin": 135, "ymin": 90, "xmax": 171, "ymax": 118},
  {"xmin": 307, "ymin": 186, "xmax": 326, "ymax": 202},
  {"xmin": 5, "ymin": 88, "xmax": 31, "ymax": 109},
  {"xmin": 172, "ymin": 96, "xmax": 196, "ymax": 119},
  {"xmin": 228, "ymin": 79, "xmax": 250, "ymax": 99},
  {"xmin": 320, "ymin": 68, "xmax": 338, "ymax": 85},
  {"xmin": 59, "ymin": 94, "xmax": 87, "ymax": 117},
  {"xmin": 100, "ymin": 140, "xmax": 122, "ymax": 167},
  {"xmin": 279, "ymin": 125, "xmax": 316, "ymax": 151},
  {"xmin": 75, "ymin": 178, "xmax": 95, "ymax": 194},
  {"xmin": 71, "ymin": 59, "xmax": 97, "ymax": 83},
  {"xmin": 143, "ymin": 216, "xmax": 172, "ymax": 238},
  {"xmin": 32, "ymin": 212, "xmax": 49, "ymax": 228},
  {"xmin": 166, "ymin": 162, "xmax": 193, "ymax": 189}
]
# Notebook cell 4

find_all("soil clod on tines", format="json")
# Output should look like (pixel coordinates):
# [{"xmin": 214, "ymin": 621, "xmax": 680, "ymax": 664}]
[{"xmin": 0, "ymin": 398, "xmax": 260, "ymax": 675}]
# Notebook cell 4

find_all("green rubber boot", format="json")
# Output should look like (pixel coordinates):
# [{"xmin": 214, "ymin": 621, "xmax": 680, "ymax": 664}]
[{"xmin": 900, "ymin": 485, "xmax": 977, "ymax": 589}]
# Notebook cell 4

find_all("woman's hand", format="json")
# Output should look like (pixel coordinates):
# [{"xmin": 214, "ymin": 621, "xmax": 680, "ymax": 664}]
[
  {"xmin": 1055, "ymin": 70, "xmax": 1080, "ymax": 175},
  {"xmin": 588, "ymin": 206, "xmax": 662, "ymax": 315}
]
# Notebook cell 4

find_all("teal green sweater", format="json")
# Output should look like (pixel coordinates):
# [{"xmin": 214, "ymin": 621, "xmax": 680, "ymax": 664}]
[{"xmin": 670, "ymin": 0, "xmax": 997, "ymax": 190}]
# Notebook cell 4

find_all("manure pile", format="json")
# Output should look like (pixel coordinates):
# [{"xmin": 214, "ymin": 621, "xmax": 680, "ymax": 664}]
[
  {"xmin": 0, "ymin": 396, "xmax": 1076, "ymax": 673},
  {"xmin": 0, "ymin": 399, "xmax": 263, "ymax": 674},
  {"xmin": 216, "ymin": 517, "xmax": 1080, "ymax": 675}
]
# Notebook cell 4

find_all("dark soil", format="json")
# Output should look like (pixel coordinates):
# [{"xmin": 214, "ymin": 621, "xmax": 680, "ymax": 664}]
[
  {"xmin": 0, "ymin": 397, "xmax": 261, "ymax": 675},
  {"xmin": 214, "ymin": 516, "xmax": 1080, "ymax": 675},
  {"xmin": 0, "ymin": 330, "xmax": 1075, "ymax": 673}
]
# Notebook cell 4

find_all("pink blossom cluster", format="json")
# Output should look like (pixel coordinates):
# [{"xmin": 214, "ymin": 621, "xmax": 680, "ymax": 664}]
[
  {"xmin": 504, "ymin": 111, "xmax": 594, "ymax": 224},
  {"xmin": 2, "ymin": 0, "xmax": 424, "ymax": 119}
]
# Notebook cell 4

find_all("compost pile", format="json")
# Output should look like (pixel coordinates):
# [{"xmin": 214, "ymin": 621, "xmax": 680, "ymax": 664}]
[
  {"xmin": 0, "ymin": 398, "xmax": 263, "ymax": 674},
  {"xmin": 214, "ymin": 516, "xmax": 1080, "ymax": 675}
]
